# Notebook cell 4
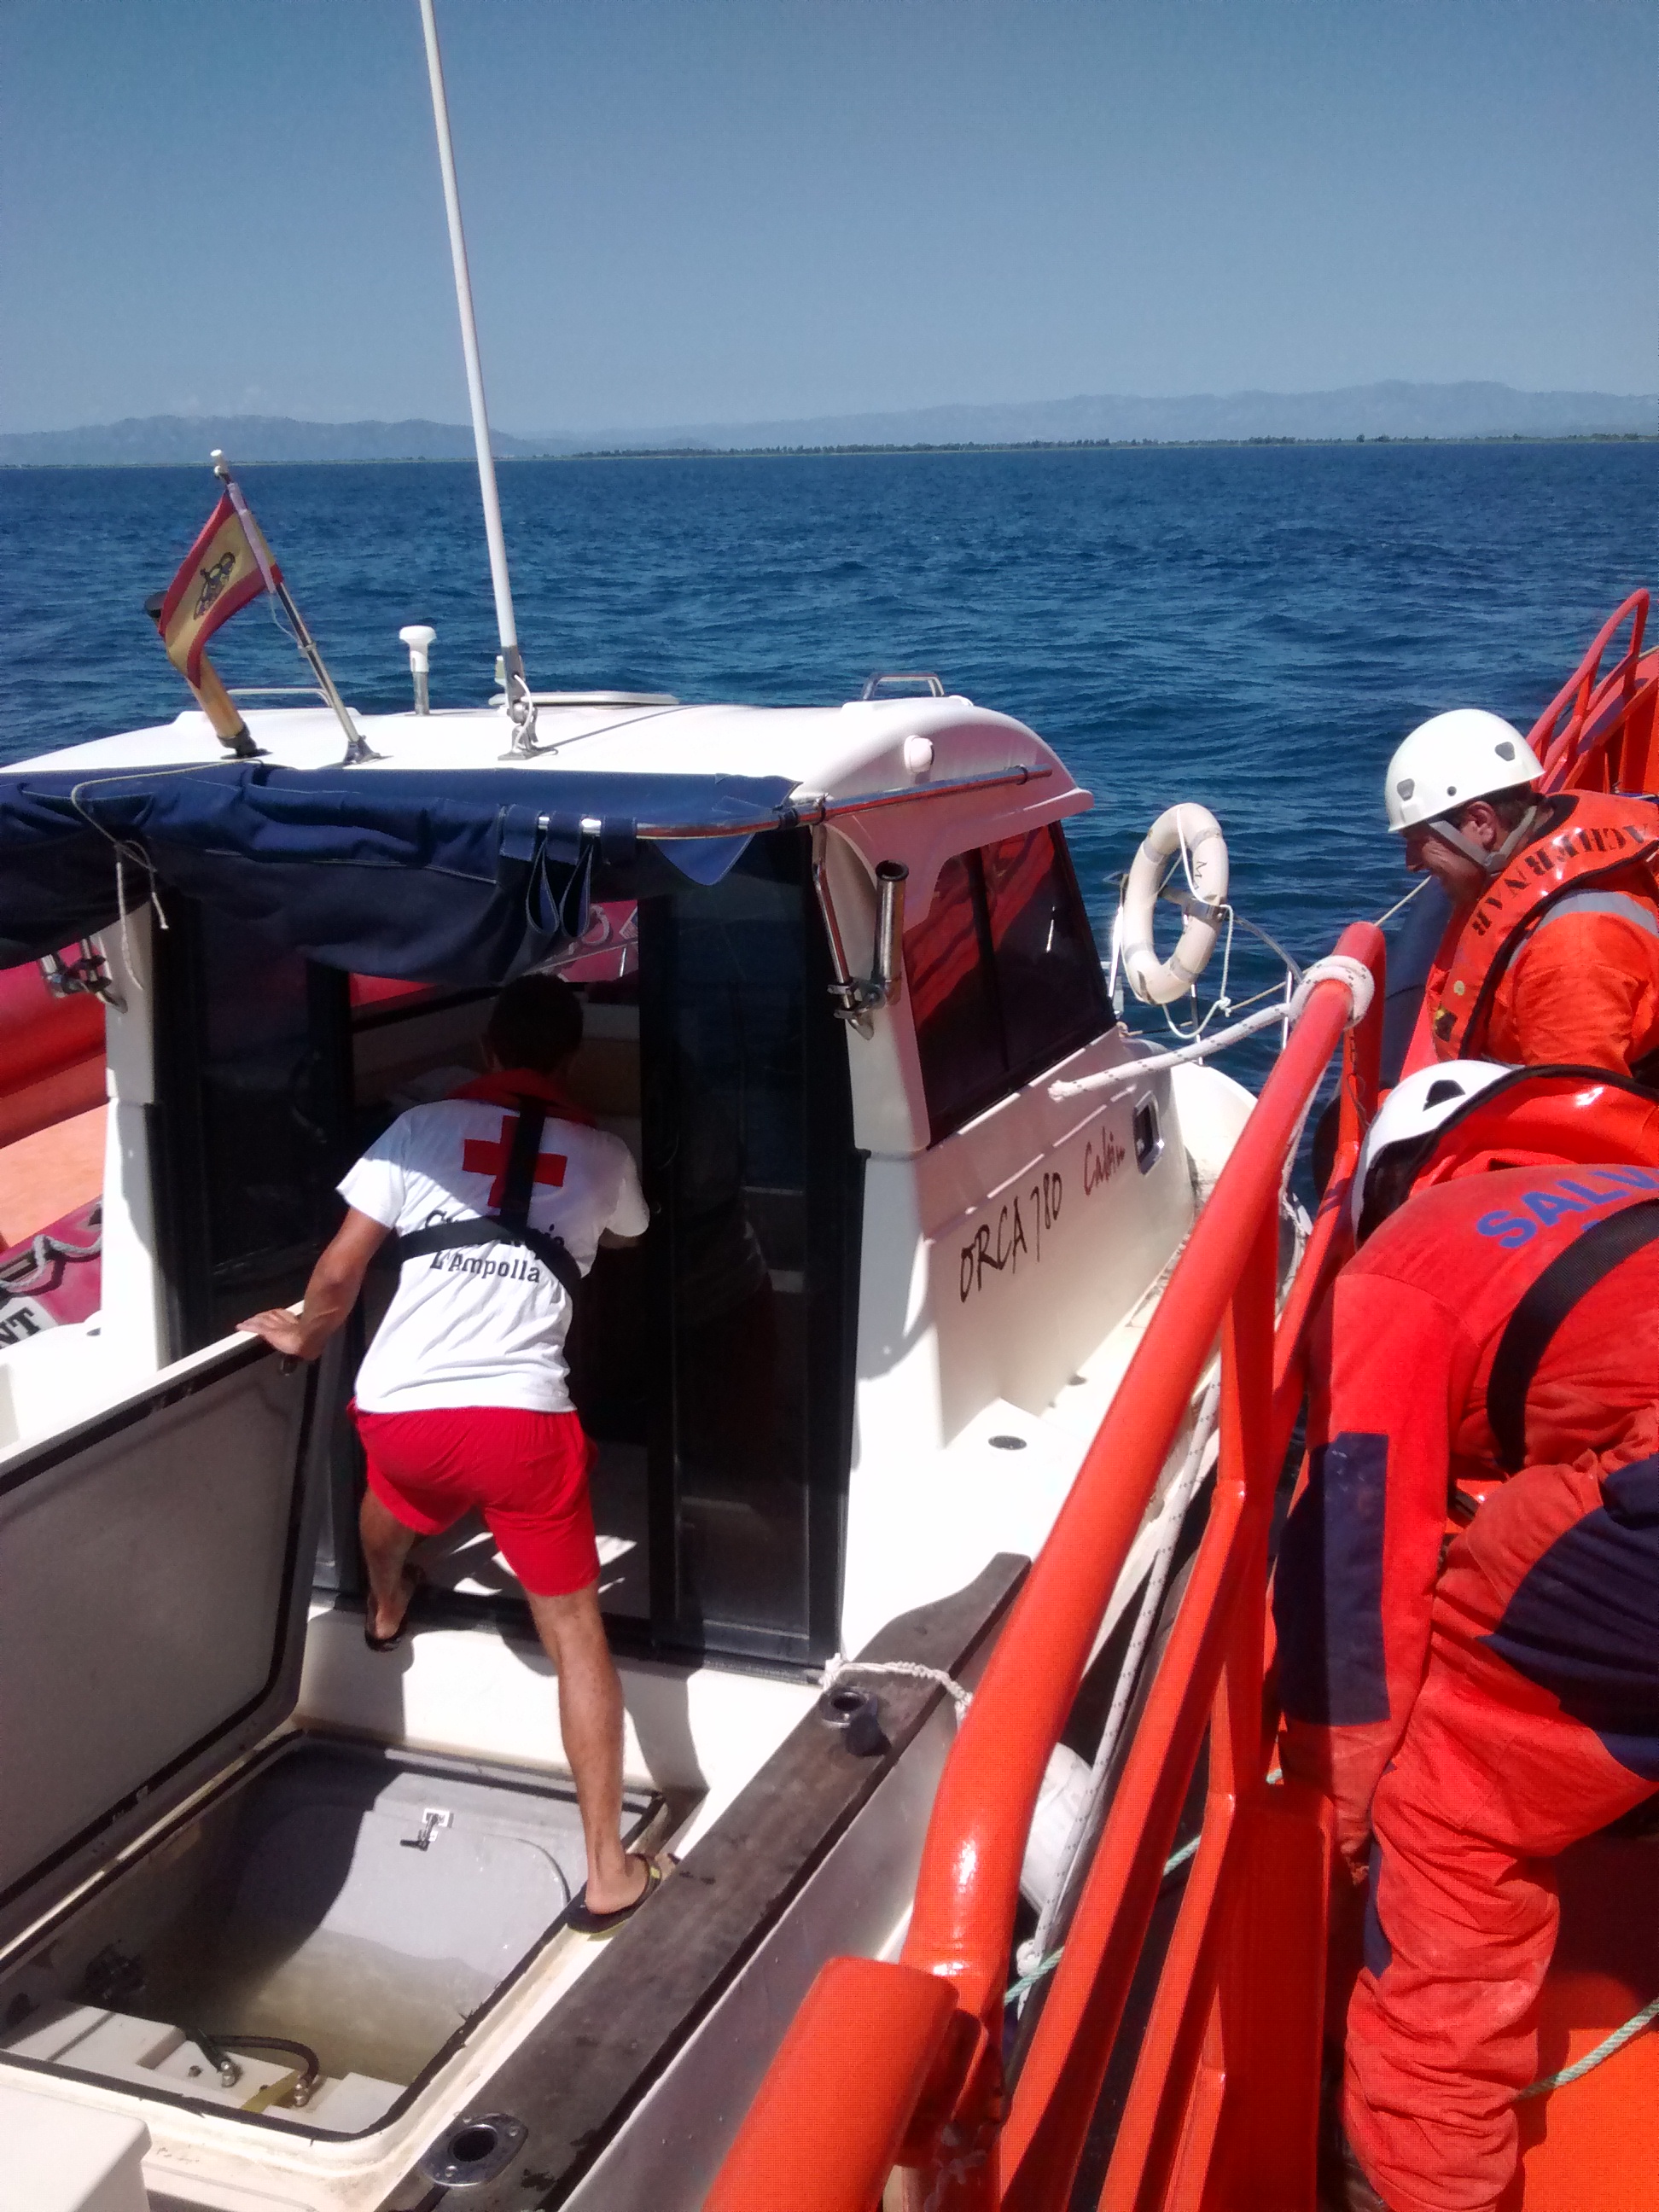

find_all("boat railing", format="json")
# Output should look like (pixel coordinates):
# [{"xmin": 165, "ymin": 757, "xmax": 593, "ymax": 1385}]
[
  {"xmin": 1534, "ymin": 588, "xmax": 1656, "ymax": 793},
  {"xmin": 704, "ymin": 920, "xmax": 1387, "ymax": 2212}
]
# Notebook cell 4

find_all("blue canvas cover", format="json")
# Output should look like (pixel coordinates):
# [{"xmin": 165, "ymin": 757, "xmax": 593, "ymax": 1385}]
[{"xmin": 0, "ymin": 762, "xmax": 795, "ymax": 982}]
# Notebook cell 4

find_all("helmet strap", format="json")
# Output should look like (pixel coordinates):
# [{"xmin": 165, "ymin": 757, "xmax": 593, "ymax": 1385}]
[
  {"xmin": 1485, "ymin": 801, "xmax": 1544, "ymax": 876},
  {"xmin": 1428, "ymin": 800, "xmax": 1542, "ymax": 878}
]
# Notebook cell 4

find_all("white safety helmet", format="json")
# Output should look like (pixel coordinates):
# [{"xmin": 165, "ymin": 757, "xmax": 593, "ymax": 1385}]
[
  {"xmin": 1352, "ymin": 1059, "xmax": 1515, "ymax": 1239},
  {"xmin": 1383, "ymin": 709, "xmax": 1544, "ymax": 835}
]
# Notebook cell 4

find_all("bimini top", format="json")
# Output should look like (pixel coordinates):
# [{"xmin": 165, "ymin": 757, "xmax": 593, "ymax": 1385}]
[{"xmin": 0, "ymin": 693, "xmax": 1075, "ymax": 982}]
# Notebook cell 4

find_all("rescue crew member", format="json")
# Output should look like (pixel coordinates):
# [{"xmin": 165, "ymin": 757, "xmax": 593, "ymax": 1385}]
[
  {"xmin": 1385, "ymin": 707, "xmax": 1659, "ymax": 1074},
  {"xmin": 239, "ymin": 973, "xmax": 657, "ymax": 1933},
  {"xmin": 1277, "ymin": 1074, "xmax": 1659, "ymax": 2212}
]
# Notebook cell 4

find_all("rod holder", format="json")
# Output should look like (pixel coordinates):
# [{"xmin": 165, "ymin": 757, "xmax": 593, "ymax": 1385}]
[
  {"xmin": 813, "ymin": 838, "xmax": 909, "ymax": 1030},
  {"xmin": 870, "ymin": 859, "xmax": 909, "ymax": 1009},
  {"xmin": 399, "ymin": 625, "xmax": 436, "ymax": 715}
]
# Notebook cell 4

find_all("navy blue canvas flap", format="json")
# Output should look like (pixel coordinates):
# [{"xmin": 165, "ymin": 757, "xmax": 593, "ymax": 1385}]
[{"xmin": 0, "ymin": 764, "xmax": 793, "ymax": 982}]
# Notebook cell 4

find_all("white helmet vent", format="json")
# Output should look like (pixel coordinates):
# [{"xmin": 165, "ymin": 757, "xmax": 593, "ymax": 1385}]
[
  {"xmin": 1352, "ymin": 1057, "xmax": 1514, "ymax": 1237},
  {"xmin": 1382, "ymin": 708, "xmax": 1542, "ymax": 834}
]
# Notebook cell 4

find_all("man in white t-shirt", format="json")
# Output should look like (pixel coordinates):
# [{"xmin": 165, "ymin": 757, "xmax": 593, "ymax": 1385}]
[{"xmin": 239, "ymin": 974, "xmax": 657, "ymax": 1930}]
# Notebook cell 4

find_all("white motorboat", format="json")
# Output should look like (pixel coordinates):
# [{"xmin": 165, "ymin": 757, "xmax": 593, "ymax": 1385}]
[{"xmin": 0, "ymin": 672, "xmax": 1274, "ymax": 2210}]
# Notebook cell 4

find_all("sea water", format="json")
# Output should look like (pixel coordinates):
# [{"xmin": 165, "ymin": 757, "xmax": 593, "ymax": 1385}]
[{"xmin": 2, "ymin": 442, "xmax": 1654, "ymax": 987}]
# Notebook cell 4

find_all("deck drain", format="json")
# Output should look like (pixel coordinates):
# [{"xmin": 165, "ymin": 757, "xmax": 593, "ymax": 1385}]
[
  {"xmin": 988, "ymin": 1434, "xmax": 1027, "ymax": 1450},
  {"xmin": 418, "ymin": 2110, "xmax": 527, "ymax": 2186}
]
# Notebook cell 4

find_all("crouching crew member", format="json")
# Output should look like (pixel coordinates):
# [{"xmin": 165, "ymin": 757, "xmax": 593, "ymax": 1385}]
[
  {"xmin": 1384, "ymin": 707, "xmax": 1659, "ymax": 1074},
  {"xmin": 1276, "ymin": 1090, "xmax": 1659, "ymax": 2212},
  {"xmin": 240, "ymin": 973, "xmax": 657, "ymax": 1932}
]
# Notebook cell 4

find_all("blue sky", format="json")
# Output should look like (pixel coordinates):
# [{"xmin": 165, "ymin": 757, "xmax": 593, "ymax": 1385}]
[{"xmin": 1, "ymin": 0, "xmax": 1652, "ymax": 436}]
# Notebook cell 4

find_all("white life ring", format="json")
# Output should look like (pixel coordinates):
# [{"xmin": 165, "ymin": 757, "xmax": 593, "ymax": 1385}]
[{"xmin": 1121, "ymin": 804, "xmax": 1230, "ymax": 1005}]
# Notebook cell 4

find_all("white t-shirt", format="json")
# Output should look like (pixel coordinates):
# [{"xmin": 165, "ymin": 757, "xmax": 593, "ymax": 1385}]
[{"xmin": 340, "ymin": 1096, "xmax": 649, "ymax": 1414}]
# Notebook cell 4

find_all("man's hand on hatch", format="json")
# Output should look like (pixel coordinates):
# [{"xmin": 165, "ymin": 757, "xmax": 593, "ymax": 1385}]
[{"xmin": 237, "ymin": 1208, "xmax": 391, "ymax": 1360}]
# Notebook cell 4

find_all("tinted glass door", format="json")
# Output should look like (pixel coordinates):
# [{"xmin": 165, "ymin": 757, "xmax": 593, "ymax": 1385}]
[
  {"xmin": 153, "ymin": 902, "xmax": 354, "ymax": 1358},
  {"xmin": 642, "ymin": 832, "xmax": 860, "ymax": 1665}
]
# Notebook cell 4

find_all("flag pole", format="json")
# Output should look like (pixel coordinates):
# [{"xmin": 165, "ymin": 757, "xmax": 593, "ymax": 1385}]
[
  {"xmin": 416, "ymin": 0, "xmax": 540, "ymax": 759},
  {"xmin": 210, "ymin": 452, "xmax": 381, "ymax": 765}
]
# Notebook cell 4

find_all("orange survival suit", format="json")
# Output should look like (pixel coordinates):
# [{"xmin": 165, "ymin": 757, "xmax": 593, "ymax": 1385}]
[
  {"xmin": 1277, "ymin": 1159, "xmax": 1659, "ymax": 2212},
  {"xmin": 1405, "ymin": 790, "xmax": 1659, "ymax": 1077}
]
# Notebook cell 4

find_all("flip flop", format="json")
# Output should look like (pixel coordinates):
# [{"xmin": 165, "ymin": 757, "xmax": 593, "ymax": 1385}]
[
  {"xmin": 568, "ymin": 1854, "xmax": 671, "ymax": 1936},
  {"xmin": 364, "ymin": 1565, "xmax": 424, "ymax": 1653}
]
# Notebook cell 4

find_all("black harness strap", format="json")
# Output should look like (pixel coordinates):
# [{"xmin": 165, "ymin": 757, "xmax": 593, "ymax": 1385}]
[
  {"xmin": 394, "ymin": 1096, "xmax": 583, "ymax": 1301},
  {"xmin": 1486, "ymin": 1196, "xmax": 1659, "ymax": 1472},
  {"xmin": 496, "ymin": 1096, "xmax": 547, "ymax": 1235}
]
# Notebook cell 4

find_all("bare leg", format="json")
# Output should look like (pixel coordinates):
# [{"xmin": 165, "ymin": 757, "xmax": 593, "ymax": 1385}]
[
  {"xmin": 525, "ymin": 1579, "xmax": 645, "ymax": 1916},
  {"xmin": 359, "ymin": 1489, "xmax": 422, "ymax": 1642}
]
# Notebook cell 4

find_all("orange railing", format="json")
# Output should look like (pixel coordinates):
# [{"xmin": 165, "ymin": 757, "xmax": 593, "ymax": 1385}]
[
  {"xmin": 1533, "ymin": 589, "xmax": 1657, "ymax": 794},
  {"xmin": 707, "ymin": 920, "xmax": 1386, "ymax": 2212}
]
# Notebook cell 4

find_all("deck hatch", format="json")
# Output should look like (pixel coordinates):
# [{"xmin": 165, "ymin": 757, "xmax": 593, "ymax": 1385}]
[{"xmin": 0, "ymin": 1333, "xmax": 335, "ymax": 1952}]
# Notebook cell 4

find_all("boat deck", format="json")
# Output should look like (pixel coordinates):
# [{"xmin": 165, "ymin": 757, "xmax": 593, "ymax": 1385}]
[{"xmin": 1517, "ymin": 1825, "xmax": 1659, "ymax": 2209}]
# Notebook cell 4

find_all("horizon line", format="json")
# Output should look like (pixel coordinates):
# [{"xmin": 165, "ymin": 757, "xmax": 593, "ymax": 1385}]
[{"xmin": 5, "ymin": 430, "xmax": 1657, "ymax": 473}]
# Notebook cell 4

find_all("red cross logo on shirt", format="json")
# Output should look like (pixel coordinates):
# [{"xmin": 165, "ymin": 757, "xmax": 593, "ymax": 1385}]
[{"xmin": 462, "ymin": 1115, "xmax": 568, "ymax": 1209}]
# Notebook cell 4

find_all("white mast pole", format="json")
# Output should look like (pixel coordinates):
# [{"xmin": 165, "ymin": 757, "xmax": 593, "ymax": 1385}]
[{"xmin": 416, "ymin": 0, "xmax": 539, "ymax": 754}]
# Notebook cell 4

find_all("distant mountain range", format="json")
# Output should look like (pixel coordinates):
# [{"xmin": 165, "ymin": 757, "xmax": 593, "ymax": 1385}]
[
  {"xmin": 2, "ymin": 382, "xmax": 1653, "ymax": 466},
  {"xmin": 0, "ymin": 414, "xmax": 544, "ymax": 467}
]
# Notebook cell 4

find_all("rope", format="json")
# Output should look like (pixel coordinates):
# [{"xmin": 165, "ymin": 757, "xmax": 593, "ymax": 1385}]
[
  {"xmin": 1371, "ymin": 876, "xmax": 1431, "ymax": 930},
  {"xmin": 1050, "ymin": 954, "xmax": 1375, "ymax": 1103},
  {"xmin": 918, "ymin": 2145, "xmax": 987, "ymax": 2211},
  {"xmin": 1004, "ymin": 1833, "xmax": 1197, "ymax": 2005},
  {"xmin": 1000, "ymin": 1794, "xmax": 1659, "ymax": 2100},
  {"xmin": 1518, "ymin": 1993, "xmax": 1659, "ymax": 2098},
  {"xmin": 819, "ymin": 1654, "xmax": 973, "ymax": 1721},
  {"xmin": 3, "ymin": 1225, "xmax": 102, "ymax": 1296},
  {"xmin": 503, "ymin": 670, "xmax": 540, "ymax": 754},
  {"xmin": 1007, "ymin": 1773, "xmax": 1282, "ymax": 2006},
  {"xmin": 1025, "ymin": 1387, "xmax": 1222, "ymax": 1975}
]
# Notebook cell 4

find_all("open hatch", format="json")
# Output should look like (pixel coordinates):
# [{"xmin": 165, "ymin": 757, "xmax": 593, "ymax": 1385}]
[{"xmin": 0, "ymin": 1332, "xmax": 656, "ymax": 2137}]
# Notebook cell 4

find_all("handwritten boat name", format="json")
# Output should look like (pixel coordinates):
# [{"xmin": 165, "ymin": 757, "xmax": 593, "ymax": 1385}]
[
  {"xmin": 958, "ymin": 1113, "xmax": 1131, "ymax": 1304},
  {"xmin": 960, "ymin": 1172, "xmax": 1062, "ymax": 1301},
  {"xmin": 1084, "ymin": 1123, "xmax": 1126, "ymax": 1196}
]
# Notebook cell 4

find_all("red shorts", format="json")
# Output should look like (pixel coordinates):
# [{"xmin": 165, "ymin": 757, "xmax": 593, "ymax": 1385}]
[{"xmin": 352, "ymin": 1404, "xmax": 600, "ymax": 1598}]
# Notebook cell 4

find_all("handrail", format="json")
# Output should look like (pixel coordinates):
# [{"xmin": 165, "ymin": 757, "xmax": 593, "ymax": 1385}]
[
  {"xmin": 707, "ymin": 919, "xmax": 1385, "ymax": 2212},
  {"xmin": 1533, "ymin": 588, "xmax": 1650, "ymax": 789}
]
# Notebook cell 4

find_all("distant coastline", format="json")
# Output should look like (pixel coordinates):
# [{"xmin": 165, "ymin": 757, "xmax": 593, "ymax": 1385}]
[
  {"xmin": 3, "ymin": 381, "xmax": 1653, "ymax": 469},
  {"xmin": 4, "ymin": 432, "xmax": 1656, "ymax": 472}
]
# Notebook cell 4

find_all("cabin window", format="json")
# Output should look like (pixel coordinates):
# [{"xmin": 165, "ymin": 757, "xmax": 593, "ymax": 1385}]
[
  {"xmin": 905, "ymin": 824, "xmax": 1109, "ymax": 1144},
  {"xmin": 902, "ymin": 851, "xmax": 1007, "ymax": 1142}
]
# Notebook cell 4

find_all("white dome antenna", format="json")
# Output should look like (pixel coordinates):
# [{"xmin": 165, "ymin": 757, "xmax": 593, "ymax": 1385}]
[{"xmin": 399, "ymin": 625, "xmax": 436, "ymax": 715}]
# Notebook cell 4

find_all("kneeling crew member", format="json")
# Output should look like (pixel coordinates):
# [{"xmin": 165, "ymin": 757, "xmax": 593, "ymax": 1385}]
[
  {"xmin": 1277, "ymin": 1122, "xmax": 1659, "ymax": 2212},
  {"xmin": 1385, "ymin": 707, "xmax": 1659, "ymax": 1074},
  {"xmin": 241, "ymin": 973, "xmax": 655, "ymax": 1931}
]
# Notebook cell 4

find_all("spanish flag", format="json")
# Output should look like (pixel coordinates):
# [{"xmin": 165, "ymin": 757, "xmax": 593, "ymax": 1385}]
[{"xmin": 155, "ymin": 493, "xmax": 279, "ymax": 686}]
